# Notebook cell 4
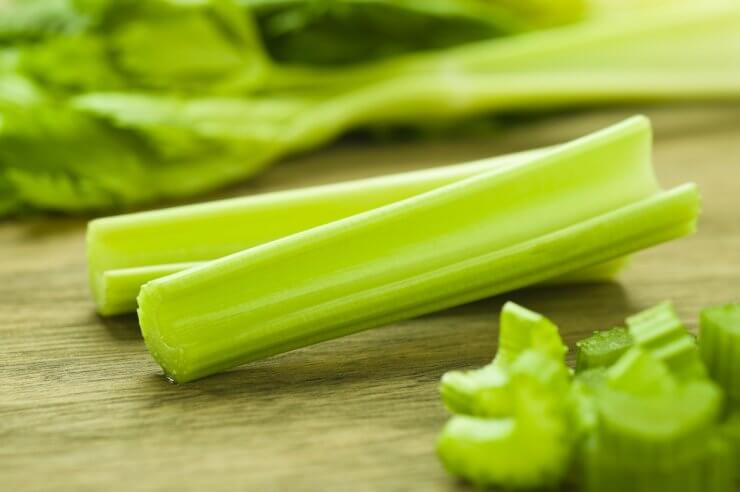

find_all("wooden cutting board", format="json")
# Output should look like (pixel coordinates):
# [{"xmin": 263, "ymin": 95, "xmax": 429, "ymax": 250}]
[{"xmin": 2, "ymin": 106, "xmax": 739, "ymax": 492}]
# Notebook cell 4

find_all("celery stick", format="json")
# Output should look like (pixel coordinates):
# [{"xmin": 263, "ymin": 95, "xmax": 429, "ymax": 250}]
[
  {"xmin": 626, "ymin": 302, "xmax": 706, "ymax": 380},
  {"xmin": 88, "ymin": 150, "xmax": 539, "ymax": 315},
  {"xmin": 596, "ymin": 381, "xmax": 722, "ymax": 466},
  {"xmin": 722, "ymin": 412, "xmax": 740, "ymax": 475},
  {"xmin": 576, "ymin": 327, "xmax": 632, "ymax": 372},
  {"xmin": 137, "ymin": 117, "xmax": 700, "ymax": 383},
  {"xmin": 87, "ymin": 146, "xmax": 621, "ymax": 316},
  {"xmin": 699, "ymin": 303, "xmax": 740, "ymax": 404}
]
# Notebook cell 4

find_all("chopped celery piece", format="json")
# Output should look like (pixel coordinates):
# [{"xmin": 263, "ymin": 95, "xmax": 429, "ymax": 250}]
[
  {"xmin": 699, "ymin": 302, "xmax": 740, "ymax": 404},
  {"xmin": 606, "ymin": 347, "xmax": 677, "ymax": 396},
  {"xmin": 86, "ymin": 147, "xmax": 622, "ymax": 316},
  {"xmin": 437, "ymin": 351, "xmax": 572, "ymax": 489},
  {"xmin": 626, "ymin": 302, "xmax": 706, "ymax": 380},
  {"xmin": 596, "ymin": 381, "xmax": 722, "ymax": 465},
  {"xmin": 440, "ymin": 301, "xmax": 566, "ymax": 416},
  {"xmin": 137, "ymin": 117, "xmax": 701, "ymax": 382},
  {"xmin": 582, "ymin": 433, "xmax": 733, "ymax": 492},
  {"xmin": 571, "ymin": 368, "xmax": 606, "ymax": 436},
  {"xmin": 492, "ymin": 302, "xmax": 567, "ymax": 368},
  {"xmin": 440, "ymin": 365, "xmax": 510, "ymax": 417},
  {"xmin": 575, "ymin": 327, "xmax": 632, "ymax": 371}
]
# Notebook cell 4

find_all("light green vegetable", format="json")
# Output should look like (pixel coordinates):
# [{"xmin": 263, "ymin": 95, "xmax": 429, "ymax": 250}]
[
  {"xmin": 87, "ymin": 146, "xmax": 627, "ymax": 315},
  {"xmin": 700, "ymin": 303, "xmax": 740, "ymax": 404},
  {"xmin": 583, "ymin": 339, "xmax": 728, "ymax": 491},
  {"xmin": 722, "ymin": 412, "xmax": 740, "ymax": 475},
  {"xmin": 136, "ymin": 117, "xmax": 700, "ymax": 383},
  {"xmin": 582, "ymin": 433, "xmax": 733, "ymax": 492},
  {"xmin": 606, "ymin": 347, "xmax": 677, "ymax": 396},
  {"xmin": 3, "ymin": 1, "xmax": 740, "ymax": 216},
  {"xmin": 437, "ymin": 350, "xmax": 573, "ymax": 489},
  {"xmin": 440, "ymin": 301, "xmax": 567, "ymax": 416},
  {"xmin": 626, "ymin": 302, "xmax": 706, "ymax": 380},
  {"xmin": 575, "ymin": 326, "xmax": 632, "ymax": 371}
]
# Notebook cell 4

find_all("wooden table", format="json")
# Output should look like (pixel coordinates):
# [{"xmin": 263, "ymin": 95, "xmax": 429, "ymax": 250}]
[{"xmin": 2, "ymin": 106, "xmax": 739, "ymax": 491}]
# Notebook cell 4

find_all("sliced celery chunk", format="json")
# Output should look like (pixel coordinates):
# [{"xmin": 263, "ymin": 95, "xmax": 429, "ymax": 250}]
[
  {"xmin": 437, "ymin": 351, "xmax": 572, "ymax": 489},
  {"xmin": 575, "ymin": 327, "xmax": 632, "ymax": 371},
  {"xmin": 137, "ymin": 117, "xmax": 700, "ymax": 382},
  {"xmin": 626, "ymin": 302, "xmax": 706, "ymax": 380},
  {"xmin": 440, "ymin": 301, "xmax": 566, "ymax": 416},
  {"xmin": 699, "ymin": 302, "xmax": 740, "ymax": 404},
  {"xmin": 582, "ymin": 433, "xmax": 733, "ymax": 492}
]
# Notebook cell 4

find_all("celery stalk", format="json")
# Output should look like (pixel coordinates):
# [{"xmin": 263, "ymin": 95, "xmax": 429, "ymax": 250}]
[
  {"xmin": 440, "ymin": 302, "xmax": 568, "ymax": 417},
  {"xmin": 87, "ymin": 146, "xmax": 621, "ymax": 315},
  {"xmin": 137, "ymin": 117, "xmax": 700, "ymax": 382},
  {"xmin": 88, "ymin": 150, "xmax": 539, "ymax": 315}
]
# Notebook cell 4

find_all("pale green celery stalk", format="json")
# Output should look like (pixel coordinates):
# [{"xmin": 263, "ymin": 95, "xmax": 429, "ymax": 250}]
[
  {"xmin": 72, "ymin": 4, "xmax": 740, "ymax": 214},
  {"xmin": 136, "ymin": 117, "xmax": 699, "ymax": 383},
  {"xmin": 87, "ymin": 147, "xmax": 621, "ymax": 316},
  {"xmin": 266, "ymin": 5, "xmax": 740, "ymax": 150},
  {"xmin": 268, "ymin": 4, "xmax": 740, "ymax": 92}
]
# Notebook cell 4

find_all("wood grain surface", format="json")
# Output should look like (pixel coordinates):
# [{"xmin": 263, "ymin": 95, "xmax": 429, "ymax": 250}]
[{"xmin": 1, "ymin": 106, "xmax": 739, "ymax": 492}]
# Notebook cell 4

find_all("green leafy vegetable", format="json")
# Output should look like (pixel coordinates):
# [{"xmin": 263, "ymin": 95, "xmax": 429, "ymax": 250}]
[
  {"xmin": 575, "ymin": 327, "xmax": 632, "ymax": 371},
  {"xmin": 2, "ymin": 1, "xmax": 740, "ymax": 216},
  {"xmin": 700, "ymin": 302, "xmax": 740, "ymax": 404},
  {"xmin": 135, "ymin": 117, "xmax": 700, "ymax": 383}
]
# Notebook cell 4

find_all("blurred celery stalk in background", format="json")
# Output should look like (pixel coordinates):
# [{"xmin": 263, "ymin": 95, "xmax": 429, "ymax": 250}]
[{"xmin": 0, "ymin": 0, "xmax": 738, "ymax": 217}]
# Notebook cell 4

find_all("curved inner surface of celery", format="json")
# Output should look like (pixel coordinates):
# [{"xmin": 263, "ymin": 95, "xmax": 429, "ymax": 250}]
[
  {"xmin": 136, "ymin": 117, "xmax": 699, "ymax": 382},
  {"xmin": 88, "ymin": 146, "xmax": 622, "ymax": 315}
]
